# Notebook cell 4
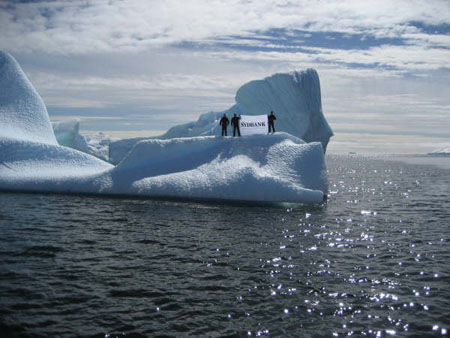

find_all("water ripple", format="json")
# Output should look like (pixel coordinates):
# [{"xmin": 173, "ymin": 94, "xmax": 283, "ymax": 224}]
[{"xmin": 0, "ymin": 156, "xmax": 449, "ymax": 336}]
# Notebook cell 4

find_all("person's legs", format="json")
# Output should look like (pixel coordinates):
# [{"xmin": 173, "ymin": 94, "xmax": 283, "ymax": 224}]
[{"xmin": 269, "ymin": 122, "xmax": 275, "ymax": 133}]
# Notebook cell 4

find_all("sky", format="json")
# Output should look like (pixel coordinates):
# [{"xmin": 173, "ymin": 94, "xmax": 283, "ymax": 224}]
[{"xmin": 1, "ymin": 0, "xmax": 449, "ymax": 154}]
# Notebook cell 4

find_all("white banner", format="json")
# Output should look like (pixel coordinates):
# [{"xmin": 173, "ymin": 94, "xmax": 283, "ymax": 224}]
[{"xmin": 239, "ymin": 115, "xmax": 268, "ymax": 136}]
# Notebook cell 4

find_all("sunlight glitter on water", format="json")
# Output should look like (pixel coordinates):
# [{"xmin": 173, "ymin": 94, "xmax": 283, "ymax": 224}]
[{"xmin": 0, "ymin": 155, "xmax": 449, "ymax": 336}]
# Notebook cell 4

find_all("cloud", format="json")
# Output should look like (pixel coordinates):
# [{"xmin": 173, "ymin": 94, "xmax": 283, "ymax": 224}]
[
  {"xmin": 1, "ymin": 0, "xmax": 448, "ymax": 55},
  {"xmin": 2, "ymin": 0, "xmax": 449, "ymax": 78}
]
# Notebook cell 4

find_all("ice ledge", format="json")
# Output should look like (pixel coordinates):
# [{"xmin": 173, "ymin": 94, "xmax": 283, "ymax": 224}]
[{"xmin": 1, "ymin": 133, "xmax": 328, "ymax": 204}]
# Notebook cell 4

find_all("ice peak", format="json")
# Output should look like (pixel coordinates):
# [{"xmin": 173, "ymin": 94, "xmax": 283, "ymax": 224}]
[
  {"xmin": 158, "ymin": 68, "xmax": 333, "ymax": 152},
  {"xmin": 234, "ymin": 68, "xmax": 332, "ymax": 150},
  {"xmin": 0, "ymin": 50, "xmax": 57, "ymax": 145}
]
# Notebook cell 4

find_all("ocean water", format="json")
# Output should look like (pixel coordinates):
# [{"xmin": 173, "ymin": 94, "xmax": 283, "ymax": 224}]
[{"xmin": 0, "ymin": 155, "xmax": 449, "ymax": 337}]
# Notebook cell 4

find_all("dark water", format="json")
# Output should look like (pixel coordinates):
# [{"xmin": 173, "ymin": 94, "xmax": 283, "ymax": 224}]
[{"xmin": 0, "ymin": 155, "xmax": 449, "ymax": 337}]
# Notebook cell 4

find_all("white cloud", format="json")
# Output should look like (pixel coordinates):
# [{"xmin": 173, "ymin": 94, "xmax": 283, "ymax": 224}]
[{"xmin": 1, "ymin": 0, "xmax": 449, "ymax": 55}]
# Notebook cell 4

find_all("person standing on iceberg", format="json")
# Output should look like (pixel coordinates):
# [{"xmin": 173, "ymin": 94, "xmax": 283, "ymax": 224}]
[
  {"xmin": 268, "ymin": 111, "xmax": 276, "ymax": 134},
  {"xmin": 231, "ymin": 113, "xmax": 241, "ymax": 137},
  {"xmin": 219, "ymin": 114, "xmax": 229, "ymax": 136}
]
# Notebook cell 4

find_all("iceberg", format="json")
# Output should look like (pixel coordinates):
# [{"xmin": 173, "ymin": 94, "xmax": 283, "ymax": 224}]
[
  {"xmin": 52, "ymin": 119, "xmax": 113, "ymax": 161},
  {"xmin": 109, "ymin": 134, "xmax": 328, "ymax": 203},
  {"xmin": 163, "ymin": 69, "xmax": 332, "ymax": 145},
  {"xmin": 109, "ymin": 69, "xmax": 333, "ymax": 164},
  {"xmin": 0, "ymin": 51, "xmax": 329, "ymax": 204},
  {"xmin": 0, "ymin": 51, "xmax": 57, "ymax": 145},
  {"xmin": 52, "ymin": 119, "xmax": 80, "ymax": 147},
  {"xmin": 428, "ymin": 148, "xmax": 450, "ymax": 156},
  {"xmin": 1, "ymin": 133, "xmax": 327, "ymax": 203},
  {"xmin": 72, "ymin": 132, "xmax": 114, "ymax": 162}
]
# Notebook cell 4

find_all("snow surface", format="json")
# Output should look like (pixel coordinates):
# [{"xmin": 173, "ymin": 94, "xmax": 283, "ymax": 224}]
[
  {"xmin": 1, "ymin": 133, "xmax": 328, "ymax": 203},
  {"xmin": 0, "ymin": 137, "xmax": 113, "ymax": 185},
  {"xmin": 109, "ymin": 134, "xmax": 328, "ymax": 203},
  {"xmin": 109, "ymin": 69, "xmax": 333, "ymax": 164},
  {"xmin": 0, "ymin": 51, "xmax": 328, "ymax": 204},
  {"xmin": 0, "ymin": 51, "xmax": 57, "ymax": 145},
  {"xmin": 72, "ymin": 132, "xmax": 113, "ymax": 161}
]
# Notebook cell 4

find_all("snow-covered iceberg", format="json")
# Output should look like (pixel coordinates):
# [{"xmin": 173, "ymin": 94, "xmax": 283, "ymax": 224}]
[
  {"xmin": 428, "ymin": 148, "xmax": 450, "ymax": 156},
  {"xmin": 109, "ymin": 69, "xmax": 333, "ymax": 164},
  {"xmin": 164, "ymin": 69, "xmax": 332, "ymax": 145},
  {"xmin": 109, "ymin": 134, "xmax": 327, "ymax": 203},
  {"xmin": 0, "ymin": 52, "xmax": 112, "ymax": 190},
  {"xmin": 1, "ymin": 132, "xmax": 328, "ymax": 203},
  {"xmin": 0, "ymin": 51, "xmax": 328, "ymax": 204},
  {"xmin": 71, "ymin": 132, "xmax": 113, "ymax": 162},
  {"xmin": 0, "ymin": 51, "xmax": 57, "ymax": 145}
]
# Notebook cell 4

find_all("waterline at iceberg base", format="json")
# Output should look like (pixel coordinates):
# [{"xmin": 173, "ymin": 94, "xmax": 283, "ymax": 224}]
[{"xmin": 0, "ymin": 50, "xmax": 329, "ymax": 204}]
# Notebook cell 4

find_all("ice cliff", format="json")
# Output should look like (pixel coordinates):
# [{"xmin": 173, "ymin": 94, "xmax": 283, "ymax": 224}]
[
  {"xmin": 109, "ymin": 134, "xmax": 327, "ymax": 203},
  {"xmin": 0, "ymin": 51, "xmax": 328, "ymax": 204},
  {"xmin": 109, "ymin": 69, "xmax": 333, "ymax": 164}
]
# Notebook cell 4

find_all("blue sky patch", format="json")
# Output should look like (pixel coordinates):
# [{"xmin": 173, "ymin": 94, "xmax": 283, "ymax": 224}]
[
  {"xmin": 175, "ymin": 28, "xmax": 407, "ymax": 54},
  {"xmin": 409, "ymin": 21, "xmax": 450, "ymax": 35}
]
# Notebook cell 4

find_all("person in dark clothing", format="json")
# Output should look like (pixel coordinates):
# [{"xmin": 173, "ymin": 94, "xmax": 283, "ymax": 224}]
[
  {"xmin": 268, "ymin": 111, "xmax": 276, "ymax": 133},
  {"xmin": 219, "ymin": 114, "xmax": 229, "ymax": 136},
  {"xmin": 231, "ymin": 113, "xmax": 241, "ymax": 137}
]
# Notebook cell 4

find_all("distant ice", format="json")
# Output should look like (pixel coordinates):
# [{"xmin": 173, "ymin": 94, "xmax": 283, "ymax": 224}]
[
  {"xmin": 52, "ymin": 120, "xmax": 113, "ymax": 161},
  {"xmin": 428, "ymin": 148, "xmax": 450, "ymax": 156},
  {"xmin": 52, "ymin": 119, "xmax": 80, "ymax": 147},
  {"xmin": 73, "ymin": 132, "xmax": 114, "ymax": 162},
  {"xmin": 383, "ymin": 155, "xmax": 450, "ymax": 170}
]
